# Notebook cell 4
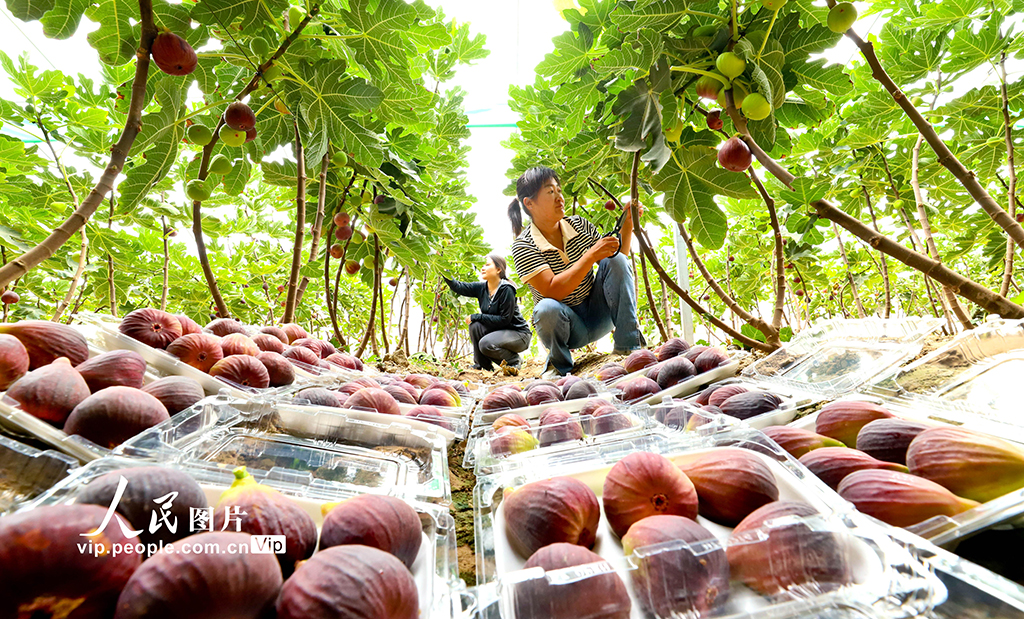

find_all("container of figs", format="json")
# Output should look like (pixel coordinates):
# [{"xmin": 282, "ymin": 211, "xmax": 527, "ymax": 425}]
[
  {"xmin": 465, "ymin": 398, "xmax": 657, "ymax": 474},
  {"xmin": 467, "ymin": 425, "xmax": 945, "ymax": 619},
  {"xmin": 676, "ymin": 377, "xmax": 829, "ymax": 430},
  {"xmin": 276, "ymin": 372, "xmax": 475, "ymax": 441},
  {"xmin": 114, "ymin": 394, "xmax": 452, "ymax": 504},
  {"xmin": 473, "ymin": 377, "xmax": 621, "ymax": 427},
  {"xmin": 14, "ymin": 455, "xmax": 460, "ymax": 619},
  {"xmin": 0, "ymin": 433, "xmax": 78, "ymax": 513},
  {"xmin": 742, "ymin": 317, "xmax": 944, "ymax": 397},
  {"xmin": 75, "ymin": 311, "xmax": 330, "ymax": 399},
  {"xmin": 606, "ymin": 348, "xmax": 749, "ymax": 409},
  {"xmin": 0, "ymin": 322, "xmax": 213, "ymax": 462}
]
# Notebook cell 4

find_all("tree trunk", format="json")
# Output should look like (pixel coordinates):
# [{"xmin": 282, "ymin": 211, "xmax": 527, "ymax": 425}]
[
  {"xmin": 296, "ymin": 153, "xmax": 330, "ymax": 305},
  {"xmin": 160, "ymin": 216, "xmax": 169, "ymax": 311},
  {"xmin": 861, "ymin": 183, "xmax": 891, "ymax": 318},
  {"xmin": 107, "ymin": 194, "xmax": 117, "ymax": 318},
  {"xmin": 639, "ymin": 250, "xmax": 669, "ymax": 342},
  {"xmin": 1000, "ymin": 53, "xmax": 1018, "ymax": 297},
  {"xmin": 832, "ymin": 222, "xmax": 866, "ymax": 318},
  {"xmin": 283, "ymin": 119, "xmax": 307, "ymax": 323},
  {"xmin": 356, "ymin": 235, "xmax": 380, "ymax": 357}
]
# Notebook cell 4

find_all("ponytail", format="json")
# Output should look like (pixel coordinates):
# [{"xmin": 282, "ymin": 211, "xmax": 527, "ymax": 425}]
[{"xmin": 508, "ymin": 199, "xmax": 523, "ymax": 238}]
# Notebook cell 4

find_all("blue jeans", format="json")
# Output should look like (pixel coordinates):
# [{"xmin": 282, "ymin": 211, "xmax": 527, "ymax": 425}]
[{"xmin": 533, "ymin": 253, "xmax": 641, "ymax": 375}]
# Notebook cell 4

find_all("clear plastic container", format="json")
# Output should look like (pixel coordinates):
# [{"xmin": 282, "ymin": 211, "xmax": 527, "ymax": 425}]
[
  {"xmin": 0, "ymin": 434, "xmax": 78, "ymax": 513},
  {"xmin": 466, "ymin": 401, "xmax": 656, "ymax": 475},
  {"xmin": 744, "ymin": 317, "xmax": 943, "ymax": 397},
  {"xmin": 678, "ymin": 377, "xmax": 829, "ymax": 430},
  {"xmin": 24, "ymin": 456, "xmax": 461, "ymax": 619},
  {"xmin": 0, "ymin": 397, "xmax": 108, "ymax": 463},
  {"xmin": 115, "ymin": 395, "xmax": 452, "ymax": 504},
  {"xmin": 467, "ymin": 426, "xmax": 945, "ymax": 619}
]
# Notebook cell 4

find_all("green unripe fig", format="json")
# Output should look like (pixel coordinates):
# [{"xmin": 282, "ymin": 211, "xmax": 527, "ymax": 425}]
[
  {"xmin": 827, "ymin": 2, "xmax": 857, "ymax": 33},
  {"xmin": 910, "ymin": 96, "xmax": 924, "ymax": 107},
  {"xmin": 717, "ymin": 82, "xmax": 748, "ymax": 110},
  {"xmin": 693, "ymin": 24, "xmax": 718, "ymax": 37},
  {"xmin": 361, "ymin": 193, "xmax": 374, "ymax": 205},
  {"xmin": 288, "ymin": 6, "xmax": 305, "ymax": 27},
  {"xmin": 250, "ymin": 37, "xmax": 270, "ymax": 57},
  {"xmin": 665, "ymin": 117, "xmax": 684, "ymax": 142},
  {"xmin": 209, "ymin": 154, "xmax": 233, "ymax": 176},
  {"xmin": 695, "ymin": 75, "xmax": 723, "ymax": 100},
  {"xmin": 761, "ymin": 0, "xmax": 787, "ymax": 9},
  {"xmin": 219, "ymin": 125, "xmax": 247, "ymax": 147},
  {"xmin": 262, "ymin": 65, "xmax": 283, "ymax": 83},
  {"xmin": 331, "ymin": 151, "xmax": 348, "ymax": 167},
  {"xmin": 362, "ymin": 257, "xmax": 376, "ymax": 270},
  {"xmin": 742, "ymin": 93, "xmax": 772, "ymax": 121},
  {"xmin": 716, "ymin": 52, "xmax": 746, "ymax": 80},
  {"xmin": 186, "ymin": 179, "xmax": 212, "ymax": 202},
  {"xmin": 186, "ymin": 124, "xmax": 213, "ymax": 146}
]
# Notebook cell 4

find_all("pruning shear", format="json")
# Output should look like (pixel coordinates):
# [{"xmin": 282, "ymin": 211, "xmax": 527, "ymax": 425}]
[{"xmin": 603, "ymin": 203, "xmax": 629, "ymax": 252}]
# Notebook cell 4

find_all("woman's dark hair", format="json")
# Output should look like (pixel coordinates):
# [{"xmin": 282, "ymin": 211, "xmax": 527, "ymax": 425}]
[
  {"xmin": 488, "ymin": 254, "xmax": 509, "ymax": 281},
  {"xmin": 507, "ymin": 166, "xmax": 560, "ymax": 238}
]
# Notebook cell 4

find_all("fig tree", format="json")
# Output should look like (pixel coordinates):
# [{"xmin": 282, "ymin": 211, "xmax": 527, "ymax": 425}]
[
  {"xmin": 186, "ymin": 124, "xmax": 213, "ymax": 146},
  {"xmin": 695, "ymin": 75, "xmax": 723, "ymax": 100},
  {"xmin": 152, "ymin": 31, "xmax": 197, "ymax": 76},
  {"xmin": 219, "ymin": 125, "xmax": 247, "ymax": 147},
  {"xmin": 224, "ymin": 102, "xmax": 256, "ymax": 131},
  {"xmin": 718, "ymin": 136, "xmax": 752, "ymax": 172},
  {"xmin": 742, "ymin": 93, "xmax": 772, "ymax": 121},
  {"xmin": 209, "ymin": 155, "xmax": 233, "ymax": 176},
  {"xmin": 331, "ymin": 151, "xmax": 348, "ymax": 167},
  {"xmin": 716, "ymin": 52, "xmax": 746, "ymax": 80},
  {"xmin": 827, "ymin": 2, "xmax": 857, "ymax": 33},
  {"xmin": 186, "ymin": 179, "xmax": 212, "ymax": 202}
]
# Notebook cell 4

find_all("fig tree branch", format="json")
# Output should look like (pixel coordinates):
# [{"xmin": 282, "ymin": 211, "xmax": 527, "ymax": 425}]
[
  {"xmin": 748, "ymin": 167, "xmax": 786, "ymax": 332},
  {"xmin": 160, "ymin": 216, "xmax": 169, "ymax": 312},
  {"xmin": 107, "ymin": 194, "xmax": 117, "ymax": 318},
  {"xmin": 0, "ymin": 0, "xmax": 157, "ymax": 289},
  {"xmin": 357, "ymin": 235, "xmax": 381, "ymax": 358},
  {"xmin": 284, "ymin": 118, "xmax": 307, "ymax": 323},
  {"xmin": 828, "ymin": 0, "xmax": 1024, "ymax": 252},
  {"xmin": 296, "ymin": 152, "xmax": 330, "ymax": 304},
  {"xmin": 860, "ymin": 181, "xmax": 890, "ymax": 318},
  {"xmin": 831, "ymin": 221, "xmax": 866, "ymax": 318},
  {"xmin": 638, "ymin": 250, "xmax": 669, "ymax": 342},
  {"xmin": 1000, "ymin": 53, "xmax": 1017, "ymax": 297}
]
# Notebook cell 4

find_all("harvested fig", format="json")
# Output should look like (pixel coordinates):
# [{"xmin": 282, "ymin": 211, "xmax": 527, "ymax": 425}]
[
  {"xmin": 565, "ymin": 379, "xmax": 598, "ymax": 400},
  {"xmin": 257, "ymin": 351, "xmax": 295, "ymax": 387},
  {"xmin": 151, "ymin": 31, "xmax": 197, "ymax": 76},
  {"xmin": 593, "ymin": 405, "xmax": 633, "ymax": 435},
  {"xmin": 694, "ymin": 348, "xmax": 729, "ymax": 373},
  {"xmin": 657, "ymin": 337, "xmax": 690, "ymax": 361},
  {"xmin": 206, "ymin": 318, "xmax": 247, "ymax": 337},
  {"xmin": 220, "ymin": 333, "xmax": 260, "ymax": 357},
  {"xmin": 325, "ymin": 352, "xmax": 361, "ymax": 369},
  {"xmin": 482, "ymin": 386, "xmax": 528, "ymax": 411},
  {"xmin": 290, "ymin": 337, "xmax": 324, "ymax": 357},
  {"xmin": 281, "ymin": 322, "xmax": 308, "ymax": 343},
  {"xmin": 683, "ymin": 448, "xmax": 780, "ymax": 526},
  {"xmin": 0, "ymin": 504, "xmax": 142, "ymax": 619},
  {"xmin": 0, "ymin": 333, "xmax": 28, "ymax": 390},
  {"xmin": 209, "ymin": 354, "xmax": 271, "ymax": 389},
  {"xmin": 420, "ymin": 386, "xmax": 459, "ymax": 407},
  {"xmin": 320, "ymin": 494, "xmax": 422, "ymax": 567},
  {"xmin": 0, "ymin": 319, "xmax": 89, "ymax": 368},
  {"xmin": 646, "ymin": 360, "xmax": 662, "ymax": 384},
  {"xmin": 403, "ymin": 373, "xmax": 435, "ymax": 389},
  {"xmin": 623, "ymin": 349, "xmax": 657, "ymax": 373},
  {"xmin": 838, "ymin": 469, "xmax": 979, "ymax": 527},
  {"xmin": 799, "ymin": 447, "xmax": 908, "ymax": 490},
  {"xmin": 656, "ymin": 355, "xmax": 696, "ymax": 389},
  {"xmin": 7, "ymin": 357, "xmax": 90, "ymax": 424},
  {"xmin": 166, "ymin": 333, "xmax": 224, "ymax": 372},
  {"xmin": 282, "ymin": 345, "xmax": 320, "ymax": 366},
  {"xmin": 346, "ymin": 387, "xmax": 401, "ymax": 415},
  {"xmin": 503, "ymin": 476, "xmax": 600, "ymax": 557},
  {"xmin": 623, "ymin": 516, "xmax": 728, "ymax": 617},
  {"xmin": 907, "ymin": 426, "xmax": 1024, "ymax": 503},
  {"xmin": 64, "ymin": 386, "xmax": 170, "ymax": 447},
  {"xmin": 214, "ymin": 467, "xmax": 317, "ymax": 575},
  {"xmin": 141, "ymin": 376, "xmax": 205, "ymax": 414},
  {"xmin": 492, "ymin": 425, "xmax": 539, "ymax": 456},
  {"xmin": 525, "ymin": 379, "xmax": 559, "ymax": 392},
  {"xmin": 619, "ymin": 376, "xmax": 661, "ymax": 403},
  {"xmin": 120, "ymin": 308, "xmax": 183, "ymax": 349},
  {"xmin": 526, "ymin": 384, "xmax": 563, "ymax": 406},
  {"xmin": 514, "ymin": 543, "xmax": 631, "ymax": 619},
  {"xmin": 856, "ymin": 418, "xmax": 929, "ymax": 465},
  {"xmin": 762, "ymin": 426, "xmax": 844, "ymax": 459},
  {"xmin": 693, "ymin": 384, "xmax": 719, "ymax": 405},
  {"xmin": 558, "ymin": 374, "xmax": 582, "ymax": 393},
  {"xmin": 76, "ymin": 466, "xmax": 208, "ymax": 547},
  {"xmin": 595, "ymin": 362, "xmax": 627, "ymax": 382},
  {"xmin": 707, "ymin": 384, "xmax": 748, "ymax": 408},
  {"xmin": 719, "ymin": 391, "xmax": 783, "ymax": 420},
  {"xmin": 318, "ymin": 340, "xmax": 337, "ymax": 358},
  {"xmin": 296, "ymin": 387, "xmax": 342, "ymax": 408},
  {"xmin": 406, "ymin": 405, "xmax": 453, "ymax": 430},
  {"xmin": 175, "ymin": 314, "xmax": 202, "ymax": 335},
  {"xmin": 816, "ymin": 400, "xmax": 895, "ymax": 447},
  {"xmin": 384, "ymin": 383, "xmax": 418, "ymax": 404},
  {"xmin": 538, "ymin": 408, "xmax": 584, "ymax": 447},
  {"xmin": 114, "ymin": 531, "xmax": 282, "ymax": 619},
  {"xmin": 338, "ymin": 377, "xmax": 381, "ymax": 396},
  {"xmin": 259, "ymin": 325, "xmax": 289, "ymax": 343},
  {"xmin": 603, "ymin": 451, "xmax": 698, "ymax": 537},
  {"xmin": 493, "ymin": 413, "xmax": 530, "ymax": 429},
  {"xmin": 76, "ymin": 350, "xmax": 147, "ymax": 392},
  {"xmin": 683, "ymin": 345, "xmax": 709, "ymax": 363},
  {"xmin": 276, "ymin": 545, "xmax": 418, "ymax": 619},
  {"xmin": 727, "ymin": 501, "xmax": 851, "ymax": 595}
]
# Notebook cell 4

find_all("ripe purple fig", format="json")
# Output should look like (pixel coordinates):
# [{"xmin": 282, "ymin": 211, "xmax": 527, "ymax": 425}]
[{"xmin": 718, "ymin": 136, "xmax": 752, "ymax": 172}]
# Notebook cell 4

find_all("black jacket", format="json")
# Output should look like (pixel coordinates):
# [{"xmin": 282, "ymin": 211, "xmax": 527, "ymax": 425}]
[{"xmin": 443, "ymin": 277, "xmax": 530, "ymax": 333}]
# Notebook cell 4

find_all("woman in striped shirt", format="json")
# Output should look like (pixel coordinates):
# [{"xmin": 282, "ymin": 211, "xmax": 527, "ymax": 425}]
[{"xmin": 508, "ymin": 166, "xmax": 642, "ymax": 378}]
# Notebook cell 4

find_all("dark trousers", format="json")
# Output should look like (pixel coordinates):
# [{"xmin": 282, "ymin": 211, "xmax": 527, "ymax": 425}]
[{"xmin": 469, "ymin": 322, "xmax": 531, "ymax": 370}]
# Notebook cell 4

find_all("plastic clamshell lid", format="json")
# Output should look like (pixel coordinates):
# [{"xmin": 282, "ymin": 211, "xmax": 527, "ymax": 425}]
[
  {"xmin": 618, "ymin": 351, "xmax": 747, "ymax": 408},
  {"xmin": 677, "ymin": 377, "xmax": 829, "ymax": 430},
  {"xmin": 0, "ymin": 396, "xmax": 107, "ymax": 463},
  {"xmin": 468, "ymin": 401, "xmax": 656, "ymax": 476},
  {"xmin": 114, "ymin": 395, "xmax": 452, "ymax": 504},
  {"xmin": 469, "ymin": 426, "xmax": 945, "ymax": 619},
  {"xmin": 23, "ymin": 455, "xmax": 462, "ymax": 619},
  {"xmin": 744, "ymin": 317, "xmax": 943, "ymax": 397},
  {"xmin": 0, "ymin": 433, "xmax": 78, "ymax": 513}
]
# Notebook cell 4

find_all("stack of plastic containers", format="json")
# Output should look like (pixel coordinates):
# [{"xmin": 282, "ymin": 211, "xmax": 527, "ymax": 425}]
[{"xmin": 0, "ymin": 434, "xmax": 77, "ymax": 513}]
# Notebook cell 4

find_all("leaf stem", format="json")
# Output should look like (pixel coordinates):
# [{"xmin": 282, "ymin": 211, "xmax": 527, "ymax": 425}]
[
  {"xmin": 757, "ymin": 9, "xmax": 779, "ymax": 58},
  {"xmin": 669, "ymin": 65, "xmax": 729, "ymax": 86}
]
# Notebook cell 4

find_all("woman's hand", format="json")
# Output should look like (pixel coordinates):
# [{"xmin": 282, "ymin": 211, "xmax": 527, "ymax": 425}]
[
  {"xmin": 587, "ymin": 236, "xmax": 621, "ymax": 263},
  {"xmin": 621, "ymin": 200, "xmax": 643, "ymax": 228},
  {"xmin": 465, "ymin": 316, "xmax": 472, "ymax": 326}
]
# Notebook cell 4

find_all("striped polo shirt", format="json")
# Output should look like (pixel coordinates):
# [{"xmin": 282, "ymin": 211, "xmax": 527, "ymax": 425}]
[{"xmin": 511, "ymin": 215, "xmax": 602, "ymax": 307}]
